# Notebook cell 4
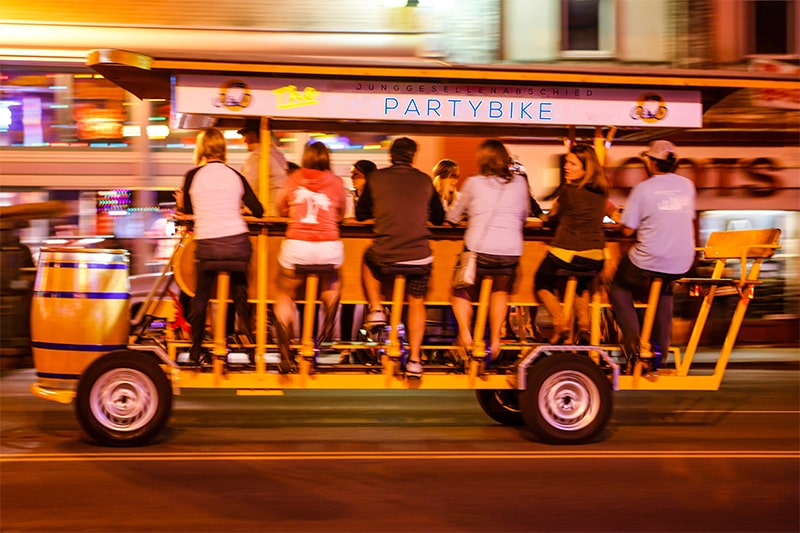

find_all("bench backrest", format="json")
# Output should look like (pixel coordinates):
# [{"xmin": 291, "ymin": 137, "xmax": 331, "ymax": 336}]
[{"xmin": 703, "ymin": 229, "xmax": 782, "ymax": 261}]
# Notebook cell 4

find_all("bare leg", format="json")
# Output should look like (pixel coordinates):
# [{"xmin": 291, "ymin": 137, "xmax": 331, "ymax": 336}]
[
  {"xmin": 361, "ymin": 262, "xmax": 383, "ymax": 312},
  {"xmin": 274, "ymin": 266, "xmax": 301, "ymax": 372},
  {"xmin": 488, "ymin": 287, "xmax": 509, "ymax": 359},
  {"xmin": 406, "ymin": 294, "xmax": 426, "ymax": 364},
  {"xmin": 450, "ymin": 287, "xmax": 474, "ymax": 350},
  {"xmin": 574, "ymin": 289, "xmax": 592, "ymax": 345},
  {"xmin": 318, "ymin": 272, "xmax": 341, "ymax": 343},
  {"xmin": 536, "ymin": 288, "xmax": 566, "ymax": 341},
  {"xmin": 574, "ymin": 289, "xmax": 591, "ymax": 331}
]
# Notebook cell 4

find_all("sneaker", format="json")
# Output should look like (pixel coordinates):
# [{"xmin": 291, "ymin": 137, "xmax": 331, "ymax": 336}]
[
  {"xmin": 405, "ymin": 360, "xmax": 423, "ymax": 379},
  {"xmin": 364, "ymin": 308, "xmax": 388, "ymax": 328}
]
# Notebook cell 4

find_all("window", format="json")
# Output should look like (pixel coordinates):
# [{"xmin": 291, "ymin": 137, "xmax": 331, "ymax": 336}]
[
  {"xmin": 561, "ymin": 0, "xmax": 615, "ymax": 58},
  {"xmin": 564, "ymin": 0, "xmax": 598, "ymax": 51},
  {"xmin": 750, "ymin": 0, "xmax": 795, "ymax": 56}
]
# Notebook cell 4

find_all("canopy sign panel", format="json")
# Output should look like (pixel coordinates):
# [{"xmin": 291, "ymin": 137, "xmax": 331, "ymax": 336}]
[{"xmin": 174, "ymin": 74, "xmax": 703, "ymax": 128}]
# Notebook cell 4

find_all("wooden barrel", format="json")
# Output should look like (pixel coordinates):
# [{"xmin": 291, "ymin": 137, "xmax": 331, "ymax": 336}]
[{"xmin": 31, "ymin": 248, "xmax": 130, "ymax": 390}]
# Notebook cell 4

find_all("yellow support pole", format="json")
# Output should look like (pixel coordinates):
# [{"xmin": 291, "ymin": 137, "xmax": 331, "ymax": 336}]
[
  {"xmin": 255, "ymin": 228, "xmax": 267, "ymax": 374},
  {"xmin": 259, "ymin": 118, "xmax": 272, "ymax": 210},
  {"xmin": 639, "ymin": 278, "xmax": 663, "ymax": 360},
  {"xmin": 212, "ymin": 272, "xmax": 230, "ymax": 383},
  {"xmin": 301, "ymin": 274, "xmax": 320, "ymax": 359},
  {"xmin": 594, "ymin": 126, "xmax": 605, "ymax": 164},
  {"xmin": 387, "ymin": 276, "xmax": 406, "ymax": 361}
]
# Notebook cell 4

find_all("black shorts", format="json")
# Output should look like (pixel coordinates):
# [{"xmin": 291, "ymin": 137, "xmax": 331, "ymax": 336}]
[
  {"xmin": 534, "ymin": 252, "xmax": 604, "ymax": 294},
  {"xmin": 364, "ymin": 248, "xmax": 432, "ymax": 298}
]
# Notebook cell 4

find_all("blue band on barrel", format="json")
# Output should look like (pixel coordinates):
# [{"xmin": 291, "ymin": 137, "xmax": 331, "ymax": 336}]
[
  {"xmin": 32, "ymin": 341, "xmax": 127, "ymax": 351},
  {"xmin": 33, "ymin": 291, "xmax": 129, "ymax": 299},
  {"xmin": 36, "ymin": 371, "xmax": 81, "ymax": 380},
  {"xmin": 43, "ymin": 262, "xmax": 127, "ymax": 269}
]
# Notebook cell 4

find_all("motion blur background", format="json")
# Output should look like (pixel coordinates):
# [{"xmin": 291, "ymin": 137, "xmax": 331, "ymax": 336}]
[{"xmin": 1, "ymin": 0, "xmax": 798, "ymax": 363}]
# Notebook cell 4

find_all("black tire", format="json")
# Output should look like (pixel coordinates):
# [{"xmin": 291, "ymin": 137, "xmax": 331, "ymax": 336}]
[
  {"xmin": 476, "ymin": 389, "xmax": 524, "ymax": 426},
  {"xmin": 520, "ymin": 353, "xmax": 612, "ymax": 444},
  {"xmin": 75, "ymin": 351, "xmax": 172, "ymax": 447}
]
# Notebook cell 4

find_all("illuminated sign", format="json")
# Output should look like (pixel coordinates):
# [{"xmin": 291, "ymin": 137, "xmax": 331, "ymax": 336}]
[{"xmin": 175, "ymin": 75, "xmax": 703, "ymax": 128}]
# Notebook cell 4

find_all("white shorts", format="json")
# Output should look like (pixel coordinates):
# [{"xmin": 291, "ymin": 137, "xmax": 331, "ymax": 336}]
[{"xmin": 278, "ymin": 239, "xmax": 344, "ymax": 270}]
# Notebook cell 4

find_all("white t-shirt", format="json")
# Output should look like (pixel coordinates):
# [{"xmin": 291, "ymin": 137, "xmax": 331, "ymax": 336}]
[
  {"xmin": 241, "ymin": 144, "xmax": 289, "ymax": 217},
  {"xmin": 187, "ymin": 162, "xmax": 249, "ymax": 240},
  {"xmin": 621, "ymin": 172, "xmax": 696, "ymax": 274}
]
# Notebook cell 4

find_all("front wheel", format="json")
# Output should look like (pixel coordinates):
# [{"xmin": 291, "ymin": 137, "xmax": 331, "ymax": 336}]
[
  {"xmin": 76, "ymin": 351, "xmax": 172, "ymax": 447},
  {"xmin": 520, "ymin": 353, "xmax": 612, "ymax": 444},
  {"xmin": 476, "ymin": 389, "xmax": 523, "ymax": 426}
]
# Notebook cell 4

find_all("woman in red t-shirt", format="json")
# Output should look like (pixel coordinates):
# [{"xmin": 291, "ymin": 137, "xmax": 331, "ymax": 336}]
[{"xmin": 273, "ymin": 142, "xmax": 346, "ymax": 373}]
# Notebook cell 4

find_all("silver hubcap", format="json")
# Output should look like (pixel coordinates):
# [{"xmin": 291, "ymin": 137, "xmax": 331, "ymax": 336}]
[
  {"xmin": 538, "ymin": 370, "xmax": 599, "ymax": 431},
  {"xmin": 90, "ymin": 368, "xmax": 158, "ymax": 432}
]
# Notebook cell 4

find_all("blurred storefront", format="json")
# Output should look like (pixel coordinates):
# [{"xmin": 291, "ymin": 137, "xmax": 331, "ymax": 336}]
[{"xmin": 0, "ymin": 0, "xmax": 796, "ymax": 345}]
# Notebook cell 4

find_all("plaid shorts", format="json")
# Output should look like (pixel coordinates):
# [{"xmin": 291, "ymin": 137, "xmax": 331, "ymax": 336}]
[{"xmin": 364, "ymin": 249, "xmax": 432, "ymax": 298}]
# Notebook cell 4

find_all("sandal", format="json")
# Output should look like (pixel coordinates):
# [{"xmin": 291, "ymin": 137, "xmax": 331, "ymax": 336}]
[{"xmin": 405, "ymin": 360, "xmax": 423, "ymax": 379}]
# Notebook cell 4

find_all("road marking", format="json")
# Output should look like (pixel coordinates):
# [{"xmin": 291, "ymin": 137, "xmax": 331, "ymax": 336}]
[
  {"xmin": 1, "ymin": 450, "xmax": 798, "ymax": 463},
  {"xmin": 674, "ymin": 410, "xmax": 800, "ymax": 414}
]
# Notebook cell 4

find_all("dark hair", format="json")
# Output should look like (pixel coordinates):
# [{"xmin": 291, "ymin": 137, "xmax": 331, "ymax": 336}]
[
  {"xmin": 390, "ymin": 137, "xmax": 417, "ymax": 165},
  {"xmin": 652, "ymin": 153, "xmax": 678, "ymax": 173},
  {"xmin": 301, "ymin": 142, "xmax": 331, "ymax": 171},
  {"xmin": 476, "ymin": 139, "xmax": 512, "ymax": 180},
  {"xmin": 353, "ymin": 159, "xmax": 377, "ymax": 176}
]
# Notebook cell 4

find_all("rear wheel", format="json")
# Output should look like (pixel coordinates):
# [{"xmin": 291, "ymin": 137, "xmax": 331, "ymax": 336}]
[
  {"xmin": 476, "ymin": 389, "xmax": 523, "ymax": 426},
  {"xmin": 76, "ymin": 351, "xmax": 172, "ymax": 447},
  {"xmin": 520, "ymin": 353, "xmax": 612, "ymax": 444}
]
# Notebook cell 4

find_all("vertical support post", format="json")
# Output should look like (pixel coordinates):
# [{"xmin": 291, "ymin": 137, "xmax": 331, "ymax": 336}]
[
  {"xmin": 678, "ymin": 260, "xmax": 726, "ymax": 375},
  {"xmin": 213, "ymin": 272, "xmax": 230, "ymax": 381},
  {"xmin": 589, "ymin": 291, "xmax": 602, "ymax": 364},
  {"xmin": 594, "ymin": 126, "xmax": 605, "ymax": 165},
  {"xmin": 301, "ymin": 274, "xmax": 320, "ymax": 359},
  {"xmin": 259, "ymin": 117, "xmax": 272, "ymax": 211},
  {"xmin": 472, "ymin": 276, "xmax": 494, "ymax": 359},
  {"xmin": 639, "ymin": 278, "xmax": 663, "ymax": 360},
  {"xmin": 386, "ymin": 275, "xmax": 406, "ymax": 365},
  {"xmin": 255, "ymin": 228, "xmax": 267, "ymax": 374}
]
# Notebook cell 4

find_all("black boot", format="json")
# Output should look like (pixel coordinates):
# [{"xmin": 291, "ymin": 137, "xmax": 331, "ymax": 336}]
[
  {"xmin": 274, "ymin": 320, "xmax": 297, "ymax": 374},
  {"xmin": 621, "ymin": 343, "xmax": 638, "ymax": 375}
]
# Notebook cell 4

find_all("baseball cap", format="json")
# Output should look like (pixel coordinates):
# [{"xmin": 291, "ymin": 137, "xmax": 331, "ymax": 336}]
[
  {"xmin": 237, "ymin": 119, "xmax": 260, "ymax": 135},
  {"xmin": 641, "ymin": 140, "xmax": 677, "ymax": 161}
]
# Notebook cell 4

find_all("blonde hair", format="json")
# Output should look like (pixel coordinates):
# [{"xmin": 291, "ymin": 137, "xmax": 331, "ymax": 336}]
[
  {"xmin": 432, "ymin": 159, "xmax": 459, "ymax": 196},
  {"xmin": 193, "ymin": 128, "xmax": 227, "ymax": 166}
]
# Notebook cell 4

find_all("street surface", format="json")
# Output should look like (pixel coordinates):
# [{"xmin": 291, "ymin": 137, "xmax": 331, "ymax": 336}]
[{"xmin": 1, "ymin": 348, "xmax": 798, "ymax": 532}]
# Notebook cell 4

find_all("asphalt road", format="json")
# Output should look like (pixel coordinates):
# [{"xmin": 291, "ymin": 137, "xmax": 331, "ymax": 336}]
[{"xmin": 1, "ymin": 362, "xmax": 798, "ymax": 532}]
